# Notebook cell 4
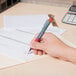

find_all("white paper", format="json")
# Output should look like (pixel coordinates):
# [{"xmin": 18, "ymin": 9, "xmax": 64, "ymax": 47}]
[
  {"xmin": 0, "ymin": 28, "xmax": 35, "ymax": 45},
  {"xmin": 0, "ymin": 29, "xmax": 35, "ymax": 62},
  {"xmin": 4, "ymin": 15, "xmax": 48, "ymax": 29},
  {"xmin": 3, "ymin": 15, "xmax": 65, "ymax": 35},
  {"xmin": 16, "ymin": 25, "xmax": 65, "ymax": 36},
  {"xmin": 0, "ymin": 15, "xmax": 66, "ymax": 62}
]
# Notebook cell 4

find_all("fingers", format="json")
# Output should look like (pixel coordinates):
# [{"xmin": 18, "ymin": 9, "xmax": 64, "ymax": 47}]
[
  {"xmin": 30, "ymin": 33, "xmax": 49, "ymax": 55},
  {"xmin": 43, "ymin": 51, "xmax": 47, "ymax": 55},
  {"xmin": 38, "ymin": 51, "xmax": 43, "ymax": 55},
  {"xmin": 33, "ymin": 50, "xmax": 38, "ymax": 55},
  {"xmin": 31, "ymin": 41, "xmax": 45, "ymax": 51},
  {"xmin": 33, "ymin": 49, "xmax": 47, "ymax": 55}
]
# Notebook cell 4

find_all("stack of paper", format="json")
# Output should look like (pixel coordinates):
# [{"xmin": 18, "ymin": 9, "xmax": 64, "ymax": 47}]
[{"xmin": 0, "ymin": 15, "xmax": 66, "ymax": 67}]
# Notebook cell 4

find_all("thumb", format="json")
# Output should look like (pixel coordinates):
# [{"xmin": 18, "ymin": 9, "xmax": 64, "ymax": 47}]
[{"xmin": 31, "ymin": 42, "xmax": 44, "ymax": 50}]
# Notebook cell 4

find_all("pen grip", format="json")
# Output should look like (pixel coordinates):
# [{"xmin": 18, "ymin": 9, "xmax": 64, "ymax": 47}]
[{"xmin": 35, "ymin": 38, "xmax": 41, "ymax": 42}]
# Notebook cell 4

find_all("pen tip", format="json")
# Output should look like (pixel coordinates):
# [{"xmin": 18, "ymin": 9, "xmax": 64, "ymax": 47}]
[{"xmin": 28, "ymin": 48, "xmax": 32, "ymax": 54}]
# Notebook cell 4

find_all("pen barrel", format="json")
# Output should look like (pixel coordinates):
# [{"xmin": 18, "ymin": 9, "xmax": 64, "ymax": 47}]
[
  {"xmin": 29, "ymin": 17, "xmax": 54, "ymax": 53},
  {"xmin": 36, "ymin": 20, "xmax": 51, "ymax": 40}
]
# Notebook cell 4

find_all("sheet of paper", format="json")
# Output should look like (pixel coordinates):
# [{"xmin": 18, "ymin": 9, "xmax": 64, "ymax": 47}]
[
  {"xmin": 3, "ymin": 15, "xmax": 65, "ymax": 35},
  {"xmin": 4, "ymin": 15, "xmax": 48, "ymax": 29},
  {"xmin": 0, "ymin": 29, "xmax": 35, "ymax": 62},
  {"xmin": 16, "ymin": 25, "xmax": 65, "ymax": 36},
  {"xmin": 0, "ymin": 27, "xmax": 65, "ymax": 62},
  {"xmin": 0, "ymin": 28, "xmax": 35, "ymax": 45},
  {"xmin": 2, "ymin": 15, "xmax": 66, "ymax": 60},
  {"xmin": 0, "ymin": 15, "xmax": 66, "ymax": 68}
]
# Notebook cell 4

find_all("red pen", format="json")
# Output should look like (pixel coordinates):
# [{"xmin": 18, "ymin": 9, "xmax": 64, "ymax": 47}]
[{"xmin": 28, "ymin": 14, "xmax": 55, "ymax": 54}]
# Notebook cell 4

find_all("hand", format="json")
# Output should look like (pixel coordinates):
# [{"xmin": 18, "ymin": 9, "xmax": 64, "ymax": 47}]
[
  {"xmin": 30, "ymin": 32, "xmax": 76, "ymax": 63},
  {"xmin": 31, "ymin": 33, "xmax": 69, "ymax": 57}
]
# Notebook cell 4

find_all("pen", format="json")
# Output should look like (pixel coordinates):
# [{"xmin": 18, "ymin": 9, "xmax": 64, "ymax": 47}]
[{"xmin": 28, "ymin": 14, "xmax": 54, "ymax": 54}]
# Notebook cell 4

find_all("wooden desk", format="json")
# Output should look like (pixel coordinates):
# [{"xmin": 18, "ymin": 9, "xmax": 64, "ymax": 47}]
[{"xmin": 0, "ymin": 3, "xmax": 76, "ymax": 76}]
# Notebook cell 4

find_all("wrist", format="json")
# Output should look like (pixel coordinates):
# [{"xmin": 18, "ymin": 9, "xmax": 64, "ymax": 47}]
[
  {"xmin": 64, "ymin": 47, "xmax": 76, "ymax": 63},
  {"xmin": 57, "ymin": 45, "xmax": 71, "ymax": 61},
  {"xmin": 59, "ymin": 45, "xmax": 76, "ymax": 63}
]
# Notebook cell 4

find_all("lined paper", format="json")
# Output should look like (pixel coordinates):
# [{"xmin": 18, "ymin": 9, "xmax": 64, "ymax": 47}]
[{"xmin": 0, "ymin": 15, "xmax": 66, "ymax": 68}]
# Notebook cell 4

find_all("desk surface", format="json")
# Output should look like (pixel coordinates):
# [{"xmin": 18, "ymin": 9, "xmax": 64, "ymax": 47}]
[{"xmin": 0, "ymin": 2, "xmax": 76, "ymax": 76}]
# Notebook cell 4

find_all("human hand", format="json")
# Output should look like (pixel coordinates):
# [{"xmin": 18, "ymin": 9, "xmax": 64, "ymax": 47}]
[
  {"xmin": 31, "ymin": 32, "xmax": 76, "ymax": 63},
  {"xmin": 31, "ymin": 32, "xmax": 70, "ymax": 59}
]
